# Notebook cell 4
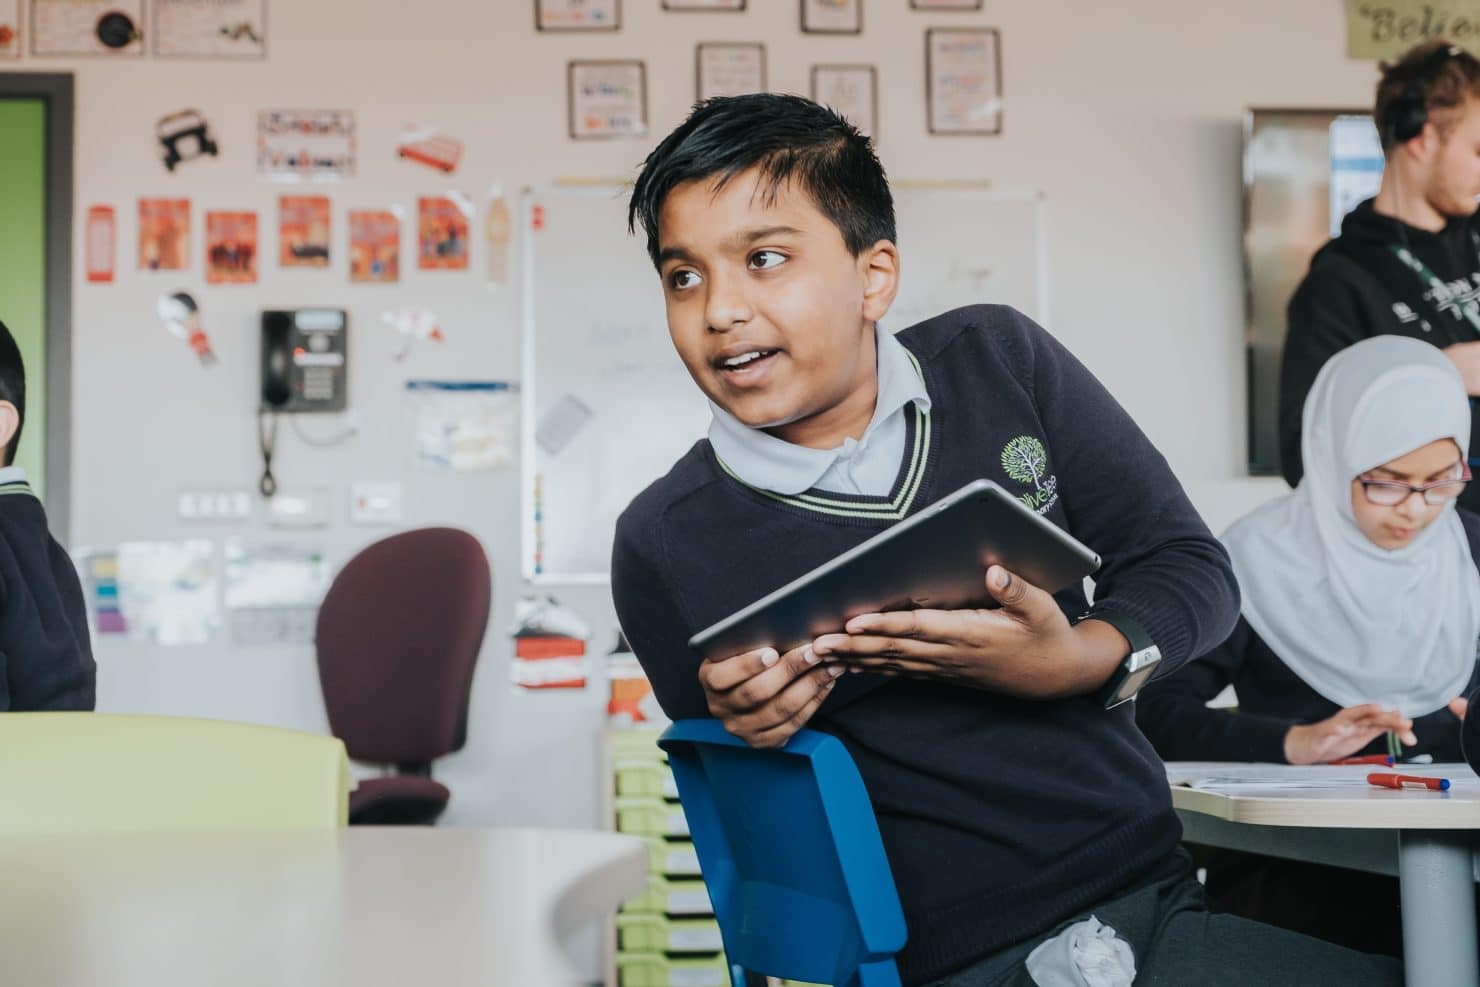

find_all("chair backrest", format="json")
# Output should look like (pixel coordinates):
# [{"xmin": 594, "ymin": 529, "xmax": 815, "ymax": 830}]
[
  {"xmin": 0, "ymin": 713, "xmax": 349, "ymax": 834},
  {"xmin": 315, "ymin": 527, "xmax": 491, "ymax": 765},
  {"xmin": 659, "ymin": 720, "xmax": 907, "ymax": 987}
]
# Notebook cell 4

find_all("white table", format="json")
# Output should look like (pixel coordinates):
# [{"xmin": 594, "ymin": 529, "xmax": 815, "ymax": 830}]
[
  {"xmin": 0, "ymin": 826, "xmax": 646, "ymax": 987},
  {"xmin": 1168, "ymin": 762, "xmax": 1480, "ymax": 987}
]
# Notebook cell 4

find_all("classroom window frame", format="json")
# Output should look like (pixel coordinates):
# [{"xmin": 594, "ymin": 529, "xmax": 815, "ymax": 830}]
[
  {"xmin": 811, "ymin": 63, "xmax": 878, "ymax": 139},
  {"xmin": 535, "ymin": 0, "xmax": 620, "ymax": 32},
  {"xmin": 695, "ymin": 41, "xmax": 766, "ymax": 102},
  {"xmin": 925, "ymin": 26, "xmax": 1003, "ymax": 136},
  {"xmin": 800, "ymin": 0, "xmax": 862, "ymax": 35},
  {"xmin": 567, "ymin": 59, "xmax": 649, "ymax": 141}
]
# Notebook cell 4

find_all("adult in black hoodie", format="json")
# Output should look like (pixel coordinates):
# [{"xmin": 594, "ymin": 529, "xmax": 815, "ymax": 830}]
[{"xmin": 1281, "ymin": 41, "xmax": 1480, "ymax": 513}]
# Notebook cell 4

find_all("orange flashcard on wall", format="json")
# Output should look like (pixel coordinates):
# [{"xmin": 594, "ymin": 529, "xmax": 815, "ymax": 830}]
[
  {"xmin": 86, "ymin": 205, "xmax": 116, "ymax": 283},
  {"xmin": 417, "ymin": 196, "xmax": 469, "ymax": 271},
  {"xmin": 138, "ymin": 197, "xmax": 190, "ymax": 271},
  {"xmin": 205, "ymin": 210, "xmax": 258, "ymax": 284},
  {"xmin": 279, "ymin": 195, "xmax": 330, "ymax": 268},
  {"xmin": 349, "ymin": 209, "xmax": 400, "ymax": 283}
]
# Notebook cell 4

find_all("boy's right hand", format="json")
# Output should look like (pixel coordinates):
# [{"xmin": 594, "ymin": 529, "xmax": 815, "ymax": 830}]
[
  {"xmin": 1283, "ymin": 704, "xmax": 1416, "ymax": 765},
  {"xmin": 698, "ymin": 644, "xmax": 842, "ymax": 749}
]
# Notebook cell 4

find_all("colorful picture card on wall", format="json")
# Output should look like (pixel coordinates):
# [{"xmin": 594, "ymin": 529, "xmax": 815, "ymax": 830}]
[
  {"xmin": 350, "ymin": 208, "xmax": 400, "ymax": 283},
  {"xmin": 206, "ymin": 210, "xmax": 258, "ymax": 284},
  {"xmin": 568, "ymin": 60, "xmax": 647, "ymax": 139},
  {"xmin": 418, "ymin": 196, "xmax": 470, "ymax": 271},
  {"xmin": 927, "ymin": 27, "xmax": 1003, "ymax": 135},
  {"xmin": 536, "ymin": 0, "xmax": 618, "ymax": 31},
  {"xmin": 139, "ymin": 198, "xmax": 191, "ymax": 271},
  {"xmin": 257, "ymin": 109, "xmax": 356, "ymax": 182},
  {"xmin": 279, "ymin": 195, "xmax": 330, "ymax": 268}
]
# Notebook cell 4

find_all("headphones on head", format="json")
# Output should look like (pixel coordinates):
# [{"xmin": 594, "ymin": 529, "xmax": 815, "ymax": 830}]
[{"xmin": 1385, "ymin": 43, "xmax": 1467, "ymax": 147}]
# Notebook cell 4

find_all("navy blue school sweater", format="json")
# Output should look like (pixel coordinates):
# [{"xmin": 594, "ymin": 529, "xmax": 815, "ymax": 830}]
[
  {"xmin": 611, "ymin": 304, "xmax": 1240, "ymax": 985},
  {"xmin": 1136, "ymin": 509, "xmax": 1480, "ymax": 764},
  {"xmin": 0, "ymin": 473, "xmax": 94, "ymax": 712}
]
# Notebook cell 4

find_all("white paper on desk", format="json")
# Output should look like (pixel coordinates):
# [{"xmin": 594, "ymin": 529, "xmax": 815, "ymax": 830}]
[{"xmin": 1166, "ymin": 761, "xmax": 1468, "ymax": 792}]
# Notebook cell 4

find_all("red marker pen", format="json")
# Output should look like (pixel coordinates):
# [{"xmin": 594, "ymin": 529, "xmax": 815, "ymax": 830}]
[
  {"xmin": 1367, "ymin": 772, "xmax": 1450, "ymax": 792},
  {"xmin": 1335, "ymin": 755, "xmax": 1395, "ymax": 766}
]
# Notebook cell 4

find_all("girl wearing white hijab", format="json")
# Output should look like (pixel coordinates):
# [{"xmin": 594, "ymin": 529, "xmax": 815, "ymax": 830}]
[{"xmin": 1137, "ymin": 335, "xmax": 1480, "ymax": 955}]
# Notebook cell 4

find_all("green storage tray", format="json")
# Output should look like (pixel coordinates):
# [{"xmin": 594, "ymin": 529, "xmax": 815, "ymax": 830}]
[{"xmin": 617, "ymin": 913, "xmax": 724, "ymax": 954}]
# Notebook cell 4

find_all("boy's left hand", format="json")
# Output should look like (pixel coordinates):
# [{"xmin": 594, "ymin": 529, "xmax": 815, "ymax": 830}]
[{"xmin": 811, "ymin": 565, "xmax": 1126, "ymax": 701}]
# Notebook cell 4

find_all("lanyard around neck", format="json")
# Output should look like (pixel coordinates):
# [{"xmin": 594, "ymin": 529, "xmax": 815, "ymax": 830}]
[{"xmin": 1388, "ymin": 231, "xmax": 1480, "ymax": 337}]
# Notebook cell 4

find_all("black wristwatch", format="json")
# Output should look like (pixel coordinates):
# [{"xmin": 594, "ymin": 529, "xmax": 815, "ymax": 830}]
[{"xmin": 1076, "ymin": 607, "xmax": 1162, "ymax": 709}]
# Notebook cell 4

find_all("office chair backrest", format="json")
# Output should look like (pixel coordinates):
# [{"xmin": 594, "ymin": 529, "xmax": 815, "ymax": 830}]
[
  {"xmin": 659, "ymin": 719, "xmax": 907, "ymax": 987},
  {"xmin": 0, "ymin": 713, "xmax": 349, "ymax": 833},
  {"xmin": 316, "ymin": 527, "xmax": 491, "ymax": 766}
]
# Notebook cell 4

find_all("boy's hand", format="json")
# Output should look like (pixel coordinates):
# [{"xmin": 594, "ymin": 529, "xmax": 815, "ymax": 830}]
[
  {"xmin": 1283, "ymin": 705, "xmax": 1416, "ymax": 765},
  {"xmin": 811, "ymin": 565, "xmax": 1122, "ymax": 700},
  {"xmin": 698, "ymin": 643, "xmax": 842, "ymax": 749}
]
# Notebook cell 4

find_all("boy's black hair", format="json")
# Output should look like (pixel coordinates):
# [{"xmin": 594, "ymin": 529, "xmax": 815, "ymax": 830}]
[
  {"xmin": 628, "ymin": 93, "xmax": 895, "ymax": 269},
  {"xmin": 0, "ymin": 322, "xmax": 26, "ymax": 467}
]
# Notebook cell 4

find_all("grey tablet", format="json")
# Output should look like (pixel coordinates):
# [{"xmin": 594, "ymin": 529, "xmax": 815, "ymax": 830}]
[{"xmin": 687, "ymin": 479, "xmax": 1102, "ymax": 660}]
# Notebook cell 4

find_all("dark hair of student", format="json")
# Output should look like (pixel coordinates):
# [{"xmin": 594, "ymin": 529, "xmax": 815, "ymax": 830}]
[
  {"xmin": 1375, "ymin": 39, "xmax": 1480, "ymax": 151},
  {"xmin": 628, "ymin": 93, "xmax": 896, "ymax": 269},
  {"xmin": 0, "ymin": 321, "xmax": 27, "ymax": 467}
]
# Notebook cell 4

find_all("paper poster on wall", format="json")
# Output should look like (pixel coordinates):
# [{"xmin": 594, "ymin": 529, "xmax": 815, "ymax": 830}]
[
  {"xmin": 138, "ymin": 198, "xmax": 190, "ymax": 271},
  {"xmin": 0, "ymin": 0, "xmax": 19, "ymax": 56},
  {"xmin": 72, "ymin": 549, "xmax": 126, "ymax": 635},
  {"xmin": 257, "ymin": 109, "xmax": 355, "ymax": 182},
  {"xmin": 85, "ymin": 205, "xmax": 115, "ymax": 283},
  {"xmin": 153, "ymin": 0, "xmax": 264, "ymax": 58},
  {"xmin": 1330, "ymin": 115, "xmax": 1384, "ymax": 238},
  {"xmin": 417, "ymin": 195, "xmax": 470, "ymax": 270},
  {"xmin": 536, "ymin": 0, "xmax": 619, "ymax": 31},
  {"xmin": 224, "ymin": 540, "xmax": 330, "ymax": 646},
  {"xmin": 350, "ymin": 208, "xmax": 400, "ymax": 283},
  {"xmin": 205, "ymin": 210, "xmax": 258, "ymax": 284},
  {"xmin": 927, "ymin": 28, "xmax": 1003, "ymax": 135},
  {"xmin": 114, "ymin": 540, "xmax": 218, "ymax": 645},
  {"xmin": 568, "ymin": 60, "xmax": 648, "ymax": 139},
  {"xmin": 31, "ymin": 0, "xmax": 142, "ymax": 55},
  {"xmin": 812, "ymin": 64, "xmax": 877, "ymax": 138},
  {"xmin": 279, "ymin": 195, "xmax": 330, "ymax": 268},
  {"xmin": 406, "ymin": 380, "xmax": 518, "ymax": 471},
  {"xmin": 696, "ymin": 42, "xmax": 765, "ymax": 100}
]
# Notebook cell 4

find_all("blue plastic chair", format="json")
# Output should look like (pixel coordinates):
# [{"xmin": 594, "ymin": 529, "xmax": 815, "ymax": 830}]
[{"xmin": 658, "ymin": 719, "xmax": 908, "ymax": 987}]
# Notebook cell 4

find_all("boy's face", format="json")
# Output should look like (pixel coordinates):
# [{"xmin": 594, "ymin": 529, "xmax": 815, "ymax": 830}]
[
  {"xmin": 1424, "ymin": 98, "xmax": 1480, "ymax": 217},
  {"xmin": 655, "ymin": 167, "xmax": 898, "ymax": 446}
]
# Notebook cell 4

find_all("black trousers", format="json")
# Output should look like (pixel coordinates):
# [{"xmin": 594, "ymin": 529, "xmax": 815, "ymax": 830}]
[{"xmin": 926, "ymin": 849, "xmax": 1402, "ymax": 987}]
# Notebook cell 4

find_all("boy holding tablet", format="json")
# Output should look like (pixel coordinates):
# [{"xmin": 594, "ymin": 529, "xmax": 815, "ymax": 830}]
[{"xmin": 611, "ymin": 95, "xmax": 1399, "ymax": 985}]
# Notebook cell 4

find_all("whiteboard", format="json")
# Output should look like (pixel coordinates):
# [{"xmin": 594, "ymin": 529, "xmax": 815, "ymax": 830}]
[{"xmin": 521, "ymin": 182, "xmax": 1046, "ymax": 582}]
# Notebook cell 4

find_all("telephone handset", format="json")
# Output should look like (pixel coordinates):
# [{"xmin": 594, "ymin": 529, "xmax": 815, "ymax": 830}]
[{"xmin": 260, "ymin": 308, "xmax": 347, "ymax": 412}]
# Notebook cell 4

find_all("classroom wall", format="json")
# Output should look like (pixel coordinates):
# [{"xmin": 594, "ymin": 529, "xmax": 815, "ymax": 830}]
[{"xmin": 5, "ymin": 0, "xmax": 1372, "ymax": 878}]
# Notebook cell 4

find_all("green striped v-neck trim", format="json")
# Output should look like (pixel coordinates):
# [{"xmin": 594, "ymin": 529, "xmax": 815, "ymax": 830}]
[
  {"xmin": 0, "ymin": 482, "xmax": 34, "ymax": 498},
  {"xmin": 714, "ymin": 349, "xmax": 933, "ymax": 521}
]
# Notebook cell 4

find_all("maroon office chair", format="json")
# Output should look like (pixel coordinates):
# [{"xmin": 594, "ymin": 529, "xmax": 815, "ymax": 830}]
[{"xmin": 315, "ymin": 527, "xmax": 491, "ymax": 825}]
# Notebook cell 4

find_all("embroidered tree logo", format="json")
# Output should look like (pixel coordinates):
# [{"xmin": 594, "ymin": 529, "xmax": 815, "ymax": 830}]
[{"xmin": 1001, "ymin": 435, "xmax": 1048, "ymax": 493}]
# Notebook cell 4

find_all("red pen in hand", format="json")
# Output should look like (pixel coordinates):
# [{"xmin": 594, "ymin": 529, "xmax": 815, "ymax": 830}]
[
  {"xmin": 1335, "ymin": 755, "xmax": 1395, "ymax": 766},
  {"xmin": 1367, "ymin": 772, "xmax": 1450, "ymax": 792}
]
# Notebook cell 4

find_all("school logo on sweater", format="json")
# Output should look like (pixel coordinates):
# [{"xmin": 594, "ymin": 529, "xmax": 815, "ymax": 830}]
[{"xmin": 1001, "ymin": 435, "xmax": 1058, "ymax": 515}]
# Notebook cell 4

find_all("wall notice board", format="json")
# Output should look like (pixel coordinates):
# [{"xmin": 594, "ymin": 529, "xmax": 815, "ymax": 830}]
[{"xmin": 521, "ymin": 182, "xmax": 1047, "ymax": 582}]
